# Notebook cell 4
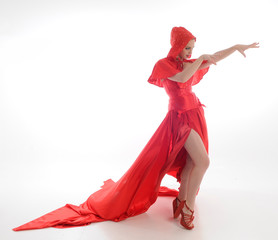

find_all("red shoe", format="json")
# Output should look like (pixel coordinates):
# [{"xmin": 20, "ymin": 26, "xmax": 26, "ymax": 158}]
[
  {"xmin": 173, "ymin": 198, "xmax": 195, "ymax": 230},
  {"xmin": 180, "ymin": 201, "xmax": 194, "ymax": 230},
  {"xmin": 172, "ymin": 197, "xmax": 182, "ymax": 218}
]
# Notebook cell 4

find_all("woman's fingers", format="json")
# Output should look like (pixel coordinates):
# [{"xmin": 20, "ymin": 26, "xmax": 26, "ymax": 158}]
[
  {"xmin": 240, "ymin": 50, "xmax": 246, "ymax": 58},
  {"xmin": 250, "ymin": 42, "xmax": 260, "ymax": 48},
  {"xmin": 206, "ymin": 54, "xmax": 216, "ymax": 65},
  {"xmin": 247, "ymin": 42, "xmax": 259, "ymax": 49},
  {"xmin": 242, "ymin": 42, "xmax": 259, "ymax": 57},
  {"xmin": 202, "ymin": 54, "xmax": 217, "ymax": 65}
]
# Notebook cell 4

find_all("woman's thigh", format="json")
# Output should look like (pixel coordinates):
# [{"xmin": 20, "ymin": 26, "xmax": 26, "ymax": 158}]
[{"xmin": 184, "ymin": 128, "xmax": 209, "ymax": 168}]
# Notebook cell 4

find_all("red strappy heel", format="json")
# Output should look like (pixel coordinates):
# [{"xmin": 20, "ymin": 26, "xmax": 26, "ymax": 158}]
[
  {"xmin": 180, "ymin": 201, "xmax": 194, "ymax": 230},
  {"xmin": 173, "ymin": 197, "xmax": 182, "ymax": 218},
  {"xmin": 172, "ymin": 198, "xmax": 195, "ymax": 230}
]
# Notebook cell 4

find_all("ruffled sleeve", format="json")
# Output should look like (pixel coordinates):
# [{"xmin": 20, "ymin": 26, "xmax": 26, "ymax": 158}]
[
  {"xmin": 183, "ymin": 59, "xmax": 210, "ymax": 86},
  {"xmin": 148, "ymin": 58, "xmax": 181, "ymax": 87},
  {"xmin": 191, "ymin": 61, "xmax": 210, "ymax": 86},
  {"xmin": 165, "ymin": 59, "xmax": 210, "ymax": 89}
]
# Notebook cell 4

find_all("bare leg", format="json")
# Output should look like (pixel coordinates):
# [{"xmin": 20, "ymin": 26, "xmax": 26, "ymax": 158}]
[
  {"xmin": 180, "ymin": 129, "xmax": 210, "ymax": 222},
  {"xmin": 178, "ymin": 155, "xmax": 193, "ymax": 201}
]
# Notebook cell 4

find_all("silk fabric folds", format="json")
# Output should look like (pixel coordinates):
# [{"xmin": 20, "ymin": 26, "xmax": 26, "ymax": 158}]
[{"xmin": 13, "ymin": 57, "xmax": 209, "ymax": 231}]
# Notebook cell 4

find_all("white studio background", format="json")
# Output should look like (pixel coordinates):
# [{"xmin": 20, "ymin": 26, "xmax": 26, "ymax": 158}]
[{"xmin": 0, "ymin": 0, "xmax": 278, "ymax": 239}]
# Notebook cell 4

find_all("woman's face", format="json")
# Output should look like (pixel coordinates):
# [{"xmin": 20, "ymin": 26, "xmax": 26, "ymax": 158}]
[{"xmin": 178, "ymin": 39, "xmax": 195, "ymax": 60}]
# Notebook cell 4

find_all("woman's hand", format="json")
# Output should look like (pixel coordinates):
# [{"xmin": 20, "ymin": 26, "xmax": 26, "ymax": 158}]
[
  {"xmin": 201, "ymin": 54, "xmax": 217, "ymax": 65},
  {"xmin": 235, "ymin": 42, "xmax": 260, "ymax": 57}
]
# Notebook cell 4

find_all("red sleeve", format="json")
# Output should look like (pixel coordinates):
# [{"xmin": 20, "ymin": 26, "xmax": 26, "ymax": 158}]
[
  {"xmin": 192, "ymin": 66, "xmax": 209, "ymax": 86},
  {"xmin": 148, "ymin": 58, "xmax": 181, "ymax": 87},
  {"xmin": 148, "ymin": 58, "xmax": 209, "ymax": 87},
  {"xmin": 185, "ymin": 59, "xmax": 210, "ymax": 86}
]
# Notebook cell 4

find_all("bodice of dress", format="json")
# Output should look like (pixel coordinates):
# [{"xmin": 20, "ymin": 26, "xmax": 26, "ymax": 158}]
[
  {"xmin": 148, "ymin": 57, "xmax": 209, "ymax": 112},
  {"xmin": 162, "ymin": 78, "xmax": 203, "ymax": 112}
]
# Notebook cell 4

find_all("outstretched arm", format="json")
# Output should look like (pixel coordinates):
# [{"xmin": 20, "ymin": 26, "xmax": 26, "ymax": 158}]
[
  {"xmin": 199, "ymin": 42, "xmax": 260, "ymax": 69},
  {"xmin": 167, "ymin": 42, "xmax": 259, "ymax": 83}
]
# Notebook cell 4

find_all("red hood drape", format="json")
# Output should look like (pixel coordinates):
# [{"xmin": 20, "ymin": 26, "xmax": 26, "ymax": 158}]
[{"xmin": 167, "ymin": 26, "xmax": 196, "ymax": 59}]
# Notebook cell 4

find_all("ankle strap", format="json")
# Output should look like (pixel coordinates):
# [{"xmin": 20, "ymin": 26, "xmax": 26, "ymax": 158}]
[
  {"xmin": 175, "ymin": 199, "xmax": 185, "ymax": 214},
  {"xmin": 184, "ymin": 201, "xmax": 194, "ymax": 214}
]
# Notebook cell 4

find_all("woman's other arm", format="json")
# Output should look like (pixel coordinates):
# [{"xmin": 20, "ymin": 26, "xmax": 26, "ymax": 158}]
[{"xmin": 168, "ymin": 55, "xmax": 216, "ymax": 83}]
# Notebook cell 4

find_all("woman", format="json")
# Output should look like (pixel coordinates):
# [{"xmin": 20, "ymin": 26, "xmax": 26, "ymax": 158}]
[
  {"xmin": 13, "ymin": 26, "xmax": 259, "ymax": 231},
  {"xmin": 148, "ymin": 27, "xmax": 258, "ymax": 229}
]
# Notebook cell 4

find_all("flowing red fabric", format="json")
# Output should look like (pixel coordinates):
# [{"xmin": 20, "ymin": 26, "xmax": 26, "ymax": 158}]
[{"xmin": 13, "ymin": 26, "xmax": 210, "ymax": 231}]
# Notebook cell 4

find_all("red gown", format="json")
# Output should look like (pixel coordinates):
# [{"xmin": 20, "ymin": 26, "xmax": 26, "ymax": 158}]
[{"xmin": 13, "ymin": 57, "xmax": 209, "ymax": 231}]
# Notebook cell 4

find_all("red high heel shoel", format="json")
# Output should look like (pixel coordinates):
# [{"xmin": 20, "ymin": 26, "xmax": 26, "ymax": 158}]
[{"xmin": 172, "ymin": 197, "xmax": 195, "ymax": 230}]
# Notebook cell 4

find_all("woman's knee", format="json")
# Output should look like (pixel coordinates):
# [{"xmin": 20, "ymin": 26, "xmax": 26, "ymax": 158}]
[
  {"xmin": 203, "ymin": 156, "xmax": 210, "ymax": 169},
  {"xmin": 194, "ymin": 155, "xmax": 210, "ymax": 170},
  {"xmin": 183, "ymin": 128, "xmax": 210, "ymax": 170}
]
